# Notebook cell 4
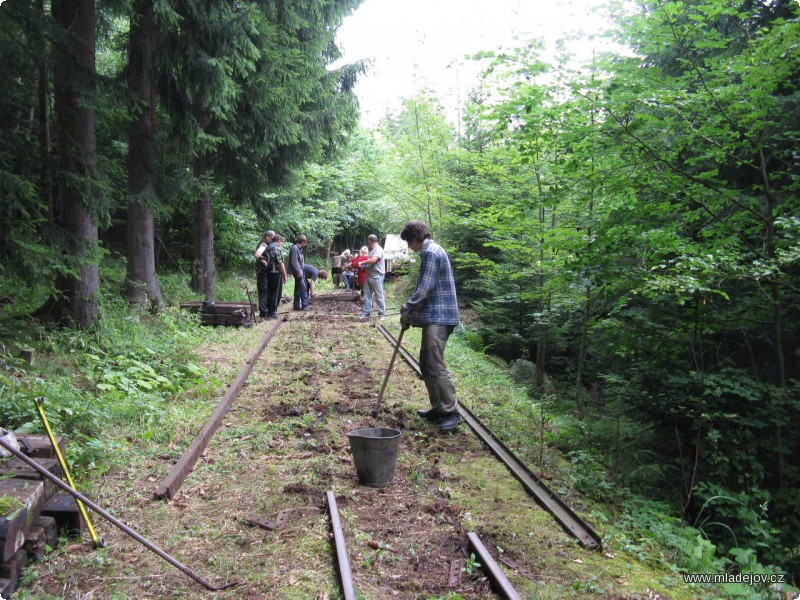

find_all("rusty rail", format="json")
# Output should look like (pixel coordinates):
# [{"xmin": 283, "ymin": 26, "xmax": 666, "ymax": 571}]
[
  {"xmin": 155, "ymin": 317, "xmax": 282, "ymax": 499},
  {"xmin": 326, "ymin": 491, "xmax": 356, "ymax": 600},
  {"xmin": 467, "ymin": 532, "xmax": 522, "ymax": 600},
  {"xmin": 377, "ymin": 325, "xmax": 602, "ymax": 550}
]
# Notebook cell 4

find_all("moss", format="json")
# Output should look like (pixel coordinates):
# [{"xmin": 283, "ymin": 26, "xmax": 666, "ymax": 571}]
[{"xmin": 0, "ymin": 495, "xmax": 24, "ymax": 516}]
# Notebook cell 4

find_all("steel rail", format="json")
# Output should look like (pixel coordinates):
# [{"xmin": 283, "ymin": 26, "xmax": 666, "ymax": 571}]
[
  {"xmin": 376, "ymin": 326, "xmax": 602, "ymax": 550},
  {"xmin": 0, "ymin": 437, "xmax": 236, "ymax": 591},
  {"xmin": 155, "ymin": 317, "xmax": 282, "ymax": 499},
  {"xmin": 467, "ymin": 532, "xmax": 522, "ymax": 600},
  {"xmin": 326, "ymin": 491, "xmax": 356, "ymax": 600}
]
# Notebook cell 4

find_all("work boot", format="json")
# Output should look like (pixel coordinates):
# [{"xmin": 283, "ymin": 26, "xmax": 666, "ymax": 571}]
[
  {"xmin": 438, "ymin": 412, "xmax": 463, "ymax": 432},
  {"xmin": 417, "ymin": 408, "xmax": 444, "ymax": 422}
]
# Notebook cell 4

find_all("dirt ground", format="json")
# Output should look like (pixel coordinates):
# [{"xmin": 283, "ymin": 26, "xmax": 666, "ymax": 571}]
[{"xmin": 21, "ymin": 290, "xmax": 683, "ymax": 599}]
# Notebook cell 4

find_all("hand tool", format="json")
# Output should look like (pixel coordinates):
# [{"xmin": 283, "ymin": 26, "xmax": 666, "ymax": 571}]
[{"xmin": 371, "ymin": 325, "xmax": 406, "ymax": 417}]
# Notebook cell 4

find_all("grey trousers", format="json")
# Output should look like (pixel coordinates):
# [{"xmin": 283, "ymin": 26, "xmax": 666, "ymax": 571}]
[{"xmin": 419, "ymin": 324, "xmax": 458, "ymax": 413}]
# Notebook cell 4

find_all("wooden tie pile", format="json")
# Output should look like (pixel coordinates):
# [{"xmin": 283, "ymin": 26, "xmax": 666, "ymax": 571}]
[{"xmin": 0, "ymin": 434, "xmax": 84, "ymax": 597}]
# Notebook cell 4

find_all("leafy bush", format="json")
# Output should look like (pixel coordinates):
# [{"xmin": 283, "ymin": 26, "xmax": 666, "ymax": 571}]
[{"xmin": 0, "ymin": 268, "xmax": 219, "ymax": 473}]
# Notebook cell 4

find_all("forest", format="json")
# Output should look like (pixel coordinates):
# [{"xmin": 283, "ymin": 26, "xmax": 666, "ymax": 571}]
[{"xmin": 0, "ymin": 0, "xmax": 798, "ymax": 594}]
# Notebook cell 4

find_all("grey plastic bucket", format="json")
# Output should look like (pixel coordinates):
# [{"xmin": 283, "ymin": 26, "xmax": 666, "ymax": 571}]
[{"xmin": 347, "ymin": 427, "xmax": 402, "ymax": 487}]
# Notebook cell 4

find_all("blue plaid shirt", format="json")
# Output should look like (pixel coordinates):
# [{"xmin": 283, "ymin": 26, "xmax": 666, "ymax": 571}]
[{"xmin": 403, "ymin": 239, "xmax": 459, "ymax": 326}]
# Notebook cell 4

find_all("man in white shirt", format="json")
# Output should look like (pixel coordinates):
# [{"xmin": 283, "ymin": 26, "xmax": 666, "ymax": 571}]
[{"xmin": 360, "ymin": 234, "xmax": 386, "ymax": 320}]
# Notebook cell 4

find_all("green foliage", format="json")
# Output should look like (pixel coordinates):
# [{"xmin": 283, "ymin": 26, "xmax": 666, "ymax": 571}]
[
  {"xmin": 423, "ymin": 0, "xmax": 800, "ymax": 578},
  {"xmin": 0, "ymin": 495, "xmax": 23, "ymax": 515},
  {"xmin": 606, "ymin": 496, "xmax": 793, "ymax": 599},
  {"xmin": 0, "ymin": 268, "xmax": 217, "ymax": 473},
  {"xmin": 461, "ymin": 553, "xmax": 481, "ymax": 575}
]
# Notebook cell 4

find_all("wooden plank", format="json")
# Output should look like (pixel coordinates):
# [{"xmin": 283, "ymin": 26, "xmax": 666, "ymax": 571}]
[
  {"xmin": 33, "ymin": 515, "xmax": 58, "ymax": 547},
  {"xmin": 41, "ymin": 492, "xmax": 85, "ymax": 535},
  {"xmin": 0, "ymin": 458, "xmax": 63, "ymax": 499},
  {"xmin": 22, "ymin": 525, "xmax": 47, "ymax": 561},
  {"xmin": 17, "ymin": 434, "xmax": 65, "ymax": 459},
  {"xmin": 180, "ymin": 301, "xmax": 254, "ymax": 314},
  {"xmin": 0, "ymin": 514, "xmax": 26, "ymax": 564},
  {"xmin": 0, "ymin": 548, "xmax": 27, "ymax": 580},
  {"xmin": 179, "ymin": 301, "xmax": 254, "ymax": 327},
  {"xmin": 200, "ymin": 312, "xmax": 252, "ymax": 327},
  {"xmin": 0, "ymin": 576, "xmax": 15, "ymax": 599},
  {"xmin": 0, "ymin": 479, "xmax": 45, "ymax": 562}
]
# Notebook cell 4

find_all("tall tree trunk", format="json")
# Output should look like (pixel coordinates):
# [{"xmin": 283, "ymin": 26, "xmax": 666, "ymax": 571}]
[
  {"xmin": 51, "ymin": 0, "xmax": 99, "ymax": 327},
  {"xmin": 123, "ymin": 0, "xmax": 162, "ymax": 306},
  {"xmin": 38, "ymin": 0, "xmax": 53, "ymax": 223},
  {"xmin": 190, "ymin": 155, "xmax": 216, "ymax": 300},
  {"xmin": 575, "ymin": 124, "xmax": 596, "ymax": 421}
]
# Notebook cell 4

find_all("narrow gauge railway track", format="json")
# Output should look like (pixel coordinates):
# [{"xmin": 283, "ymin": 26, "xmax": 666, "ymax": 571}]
[
  {"xmin": 376, "ymin": 324, "xmax": 602, "ymax": 551},
  {"xmin": 137, "ymin": 303, "xmax": 598, "ymax": 597},
  {"xmin": 326, "ymin": 490, "xmax": 524, "ymax": 600}
]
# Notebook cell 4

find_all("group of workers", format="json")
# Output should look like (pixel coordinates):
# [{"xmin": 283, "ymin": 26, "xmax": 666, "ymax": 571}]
[
  {"xmin": 254, "ymin": 231, "xmax": 329, "ymax": 318},
  {"xmin": 253, "ymin": 220, "xmax": 462, "ymax": 432},
  {"xmin": 330, "ymin": 245, "xmax": 378, "ymax": 293},
  {"xmin": 330, "ymin": 235, "xmax": 387, "ymax": 320}
]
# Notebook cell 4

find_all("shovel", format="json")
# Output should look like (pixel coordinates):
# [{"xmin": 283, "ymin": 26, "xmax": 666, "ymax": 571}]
[{"xmin": 371, "ymin": 326, "xmax": 406, "ymax": 417}]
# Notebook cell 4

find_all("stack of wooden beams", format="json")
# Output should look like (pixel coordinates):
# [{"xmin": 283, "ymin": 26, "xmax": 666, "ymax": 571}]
[
  {"xmin": 0, "ymin": 434, "xmax": 85, "ymax": 596},
  {"xmin": 180, "ymin": 301, "xmax": 256, "ymax": 327}
]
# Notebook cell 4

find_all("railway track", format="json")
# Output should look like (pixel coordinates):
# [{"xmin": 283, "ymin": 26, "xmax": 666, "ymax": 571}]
[
  {"xmin": 375, "ymin": 324, "xmax": 602, "ymax": 551},
  {"xmin": 144, "ymin": 306, "xmax": 601, "ymax": 597}
]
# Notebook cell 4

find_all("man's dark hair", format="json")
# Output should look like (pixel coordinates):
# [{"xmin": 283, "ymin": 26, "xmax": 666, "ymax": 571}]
[
  {"xmin": 400, "ymin": 220, "xmax": 431, "ymax": 244},
  {"xmin": 296, "ymin": 234, "xmax": 308, "ymax": 244},
  {"xmin": 367, "ymin": 234, "xmax": 378, "ymax": 243}
]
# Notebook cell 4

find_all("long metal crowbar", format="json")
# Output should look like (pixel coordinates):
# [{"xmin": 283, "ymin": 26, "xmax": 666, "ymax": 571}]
[{"xmin": 0, "ymin": 435, "xmax": 237, "ymax": 591}]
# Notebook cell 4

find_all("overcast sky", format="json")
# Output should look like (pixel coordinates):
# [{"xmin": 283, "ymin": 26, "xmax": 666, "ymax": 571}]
[{"xmin": 335, "ymin": 0, "xmax": 613, "ymax": 126}]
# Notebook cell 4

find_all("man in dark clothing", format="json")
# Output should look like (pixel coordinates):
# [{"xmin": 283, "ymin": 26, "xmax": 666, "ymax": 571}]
[
  {"xmin": 303, "ymin": 264, "xmax": 328, "ymax": 297},
  {"xmin": 265, "ymin": 234, "xmax": 287, "ymax": 318},
  {"xmin": 287, "ymin": 234, "xmax": 309, "ymax": 311},
  {"xmin": 254, "ymin": 230, "xmax": 275, "ymax": 318},
  {"xmin": 400, "ymin": 220, "xmax": 463, "ymax": 432}
]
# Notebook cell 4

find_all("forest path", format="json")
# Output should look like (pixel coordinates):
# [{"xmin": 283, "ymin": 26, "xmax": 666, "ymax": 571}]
[{"xmin": 25, "ymin": 291, "xmax": 680, "ymax": 599}]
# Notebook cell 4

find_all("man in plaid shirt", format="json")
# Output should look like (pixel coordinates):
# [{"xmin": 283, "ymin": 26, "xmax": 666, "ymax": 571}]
[{"xmin": 400, "ymin": 220, "xmax": 463, "ymax": 432}]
